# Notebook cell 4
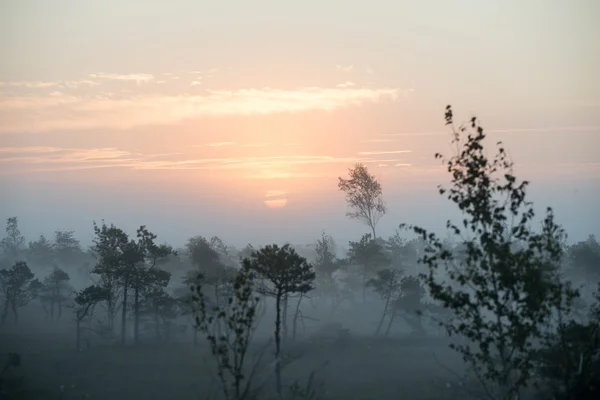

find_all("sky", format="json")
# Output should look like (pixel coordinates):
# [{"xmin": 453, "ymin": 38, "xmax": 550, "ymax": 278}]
[{"xmin": 1, "ymin": 0, "xmax": 599, "ymax": 249}]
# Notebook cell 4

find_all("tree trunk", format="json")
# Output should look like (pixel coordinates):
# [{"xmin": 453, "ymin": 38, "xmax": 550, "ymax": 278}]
[
  {"xmin": 375, "ymin": 296, "xmax": 390, "ymax": 336},
  {"xmin": 154, "ymin": 302, "xmax": 160, "ymax": 342},
  {"xmin": 292, "ymin": 296, "xmax": 303, "ymax": 341},
  {"xmin": 362, "ymin": 271, "xmax": 367, "ymax": 304},
  {"xmin": 371, "ymin": 225, "xmax": 377, "ymax": 240},
  {"xmin": 274, "ymin": 291, "xmax": 283, "ymax": 399},
  {"xmin": 58, "ymin": 301, "xmax": 62, "ymax": 320},
  {"xmin": 121, "ymin": 278, "xmax": 129, "ymax": 345},
  {"xmin": 282, "ymin": 294, "xmax": 289, "ymax": 342},
  {"xmin": 134, "ymin": 284, "xmax": 140, "ymax": 345},
  {"xmin": 76, "ymin": 319, "xmax": 81, "ymax": 351},
  {"xmin": 11, "ymin": 301, "xmax": 18, "ymax": 323},
  {"xmin": 0, "ymin": 301, "xmax": 9, "ymax": 324},
  {"xmin": 385, "ymin": 309, "xmax": 397, "ymax": 336}
]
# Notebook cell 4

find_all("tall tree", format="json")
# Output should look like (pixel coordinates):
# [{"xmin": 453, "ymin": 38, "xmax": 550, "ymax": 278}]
[
  {"xmin": 338, "ymin": 163, "xmax": 387, "ymax": 238},
  {"xmin": 314, "ymin": 231, "xmax": 339, "ymax": 285},
  {"xmin": 347, "ymin": 233, "xmax": 390, "ymax": 303},
  {"xmin": 73, "ymin": 285, "xmax": 109, "ymax": 351},
  {"xmin": 54, "ymin": 230, "xmax": 84, "ymax": 267},
  {"xmin": 401, "ymin": 106, "xmax": 578, "ymax": 400},
  {"xmin": 91, "ymin": 221, "xmax": 143, "ymax": 345},
  {"xmin": 242, "ymin": 244, "xmax": 315, "ymax": 398},
  {"xmin": 0, "ymin": 217, "xmax": 25, "ymax": 264},
  {"xmin": 0, "ymin": 261, "xmax": 41, "ymax": 324},
  {"xmin": 40, "ymin": 267, "xmax": 72, "ymax": 320},
  {"xmin": 192, "ymin": 268, "xmax": 262, "ymax": 400},
  {"xmin": 367, "ymin": 268, "xmax": 403, "ymax": 336},
  {"xmin": 132, "ymin": 226, "xmax": 173, "ymax": 344},
  {"xmin": 184, "ymin": 236, "xmax": 235, "ymax": 307},
  {"xmin": 27, "ymin": 235, "xmax": 55, "ymax": 268}
]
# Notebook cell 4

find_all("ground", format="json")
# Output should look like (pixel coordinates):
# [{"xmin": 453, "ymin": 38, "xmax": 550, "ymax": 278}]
[{"xmin": 1, "ymin": 329, "xmax": 467, "ymax": 400}]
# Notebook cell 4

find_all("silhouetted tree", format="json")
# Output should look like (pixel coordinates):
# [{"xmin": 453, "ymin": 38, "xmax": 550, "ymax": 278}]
[
  {"xmin": 132, "ymin": 226, "xmax": 174, "ymax": 344},
  {"xmin": 347, "ymin": 233, "xmax": 389, "ymax": 303},
  {"xmin": 0, "ymin": 261, "xmax": 41, "ymax": 324},
  {"xmin": 242, "ymin": 244, "xmax": 315, "ymax": 398},
  {"xmin": 367, "ymin": 268, "xmax": 403, "ymax": 336},
  {"xmin": 91, "ymin": 221, "xmax": 143, "ymax": 345},
  {"xmin": 569, "ymin": 235, "xmax": 600, "ymax": 281},
  {"xmin": 402, "ymin": 106, "xmax": 578, "ymax": 400},
  {"xmin": 40, "ymin": 267, "xmax": 72, "ymax": 320},
  {"xmin": 74, "ymin": 285, "xmax": 109, "ymax": 351},
  {"xmin": 185, "ymin": 235, "xmax": 236, "ymax": 307},
  {"xmin": 0, "ymin": 217, "xmax": 25, "ymax": 265},
  {"xmin": 192, "ymin": 267, "xmax": 263, "ymax": 400},
  {"xmin": 27, "ymin": 235, "xmax": 55, "ymax": 268},
  {"xmin": 314, "ymin": 231, "xmax": 338, "ymax": 285},
  {"xmin": 338, "ymin": 163, "xmax": 387, "ymax": 239},
  {"xmin": 390, "ymin": 275, "xmax": 426, "ymax": 336}
]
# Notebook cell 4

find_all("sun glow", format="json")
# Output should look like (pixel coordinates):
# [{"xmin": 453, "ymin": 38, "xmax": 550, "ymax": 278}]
[{"xmin": 264, "ymin": 190, "xmax": 288, "ymax": 209}]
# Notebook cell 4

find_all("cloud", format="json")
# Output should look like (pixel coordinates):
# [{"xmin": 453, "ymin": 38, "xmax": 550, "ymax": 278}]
[
  {"xmin": 380, "ymin": 126, "xmax": 600, "ymax": 138},
  {"xmin": 0, "ymin": 146, "xmax": 398, "ymax": 176},
  {"xmin": 0, "ymin": 80, "xmax": 99, "ymax": 89},
  {"xmin": 0, "ymin": 85, "xmax": 401, "ymax": 133},
  {"xmin": 0, "ymin": 81, "xmax": 59, "ymax": 89},
  {"xmin": 357, "ymin": 150, "xmax": 412, "ymax": 155},
  {"xmin": 359, "ymin": 139, "xmax": 400, "ymax": 143},
  {"xmin": 207, "ymin": 142, "xmax": 236, "ymax": 147},
  {"xmin": 242, "ymin": 143, "xmax": 270, "ymax": 147},
  {"xmin": 336, "ymin": 65, "xmax": 354, "ymax": 73},
  {"xmin": 336, "ymin": 81, "xmax": 355, "ymax": 88},
  {"xmin": 89, "ymin": 73, "xmax": 155, "ymax": 84},
  {"xmin": 191, "ymin": 80, "xmax": 202, "ymax": 86}
]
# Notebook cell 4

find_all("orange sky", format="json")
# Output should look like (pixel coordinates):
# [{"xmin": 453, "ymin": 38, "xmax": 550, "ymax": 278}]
[{"xmin": 1, "ymin": 0, "xmax": 599, "ymax": 246}]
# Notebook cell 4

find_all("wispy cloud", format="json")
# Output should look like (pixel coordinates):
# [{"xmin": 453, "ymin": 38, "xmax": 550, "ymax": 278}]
[
  {"xmin": 0, "ymin": 84, "xmax": 401, "ymax": 133},
  {"xmin": 336, "ymin": 65, "xmax": 354, "ymax": 73},
  {"xmin": 208, "ymin": 142, "xmax": 235, "ymax": 147},
  {"xmin": 242, "ymin": 143, "xmax": 270, "ymax": 147},
  {"xmin": 207, "ymin": 142, "xmax": 236, "ymax": 147},
  {"xmin": 89, "ymin": 73, "xmax": 155, "ymax": 84},
  {"xmin": 0, "ymin": 81, "xmax": 59, "ymax": 89},
  {"xmin": 380, "ymin": 126, "xmax": 600, "ymax": 137},
  {"xmin": 0, "ymin": 146, "xmax": 399, "ymax": 176},
  {"xmin": 357, "ymin": 150, "xmax": 412, "ymax": 155},
  {"xmin": 0, "ymin": 80, "xmax": 99, "ymax": 89},
  {"xmin": 336, "ymin": 81, "xmax": 355, "ymax": 88}
]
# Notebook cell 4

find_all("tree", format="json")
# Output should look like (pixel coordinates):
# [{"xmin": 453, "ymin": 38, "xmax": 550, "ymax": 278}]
[
  {"xmin": 314, "ymin": 231, "xmax": 338, "ymax": 285},
  {"xmin": 401, "ymin": 105, "xmax": 578, "ymax": 400},
  {"xmin": 0, "ymin": 217, "xmax": 25, "ymax": 264},
  {"xmin": 192, "ymin": 268, "xmax": 263, "ymax": 400},
  {"xmin": 338, "ymin": 163, "xmax": 387, "ymax": 239},
  {"xmin": 367, "ymin": 268, "xmax": 403, "ymax": 336},
  {"xmin": 347, "ymin": 233, "xmax": 390, "ymax": 303},
  {"xmin": 27, "ymin": 235, "xmax": 55, "ymax": 268},
  {"xmin": 132, "ymin": 226, "xmax": 174, "ymax": 344},
  {"xmin": 313, "ymin": 232, "xmax": 345, "ymax": 314},
  {"xmin": 73, "ymin": 285, "xmax": 110, "ymax": 351},
  {"xmin": 53, "ymin": 230, "xmax": 82, "ymax": 264},
  {"xmin": 40, "ymin": 267, "xmax": 72, "ymax": 320},
  {"xmin": 569, "ymin": 235, "xmax": 600, "ymax": 281},
  {"xmin": 91, "ymin": 221, "xmax": 142, "ymax": 345},
  {"xmin": 242, "ymin": 244, "xmax": 316, "ymax": 398},
  {"xmin": 184, "ymin": 235, "xmax": 236, "ymax": 307},
  {"xmin": 390, "ymin": 275, "xmax": 427, "ymax": 337},
  {"xmin": 0, "ymin": 261, "xmax": 41, "ymax": 324}
]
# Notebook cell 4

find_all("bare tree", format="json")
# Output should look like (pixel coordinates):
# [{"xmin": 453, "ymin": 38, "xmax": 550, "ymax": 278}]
[{"xmin": 338, "ymin": 163, "xmax": 387, "ymax": 239}]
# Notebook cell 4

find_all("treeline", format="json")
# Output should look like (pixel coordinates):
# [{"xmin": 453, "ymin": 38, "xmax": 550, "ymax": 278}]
[{"xmin": 1, "ymin": 106, "xmax": 599, "ymax": 400}]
